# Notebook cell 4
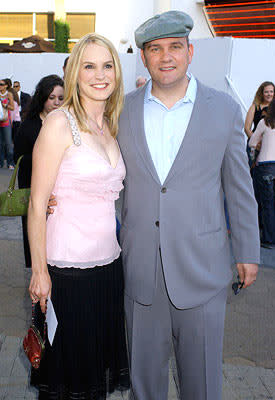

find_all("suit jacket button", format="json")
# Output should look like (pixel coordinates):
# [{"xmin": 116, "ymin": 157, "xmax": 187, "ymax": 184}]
[
  {"xmin": 155, "ymin": 221, "xmax": 159, "ymax": 227},
  {"xmin": 161, "ymin": 187, "xmax": 167, "ymax": 193}
]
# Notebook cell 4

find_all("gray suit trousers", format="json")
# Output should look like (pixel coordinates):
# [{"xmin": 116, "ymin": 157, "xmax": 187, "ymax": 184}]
[{"xmin": 124, "ymin": 251, "xmax": 228, "ymax": 400}]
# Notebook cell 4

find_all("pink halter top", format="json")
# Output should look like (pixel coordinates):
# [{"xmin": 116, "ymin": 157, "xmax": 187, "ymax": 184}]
[{"xmin": 46, "ymin": 109, "xmax": 126, "ymax": 268}]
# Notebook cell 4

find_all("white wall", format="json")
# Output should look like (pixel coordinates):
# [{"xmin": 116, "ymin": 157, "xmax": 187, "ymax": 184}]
[
  {"xmin": 154, "ymin": 0, "xmax": 171, "ymax": 14},
  {"xmin": 0, "ymin": 53, "xmax": 68, "ymax": 95},
  {"xmin": 118, "ymin": 53, "xmax": 137, "ymax": 93},
  {"xmin": 189, "ymin": 37, "xmax": 233, "ymax": 93}
]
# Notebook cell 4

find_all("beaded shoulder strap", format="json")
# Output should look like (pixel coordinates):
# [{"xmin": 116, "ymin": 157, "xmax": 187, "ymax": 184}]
[{"xmin": 61, "ymin": 109, "xmax": 81, "ymax": 146}]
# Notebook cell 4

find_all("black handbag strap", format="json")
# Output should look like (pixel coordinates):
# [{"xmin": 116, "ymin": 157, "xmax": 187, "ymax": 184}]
[
  {"xmin": 7, "ymin": 155, "xmax": 24, "ymax": 192},
  {"xmin": 32, "ymin": 301, "xmax": 47, "ymax": 342}
]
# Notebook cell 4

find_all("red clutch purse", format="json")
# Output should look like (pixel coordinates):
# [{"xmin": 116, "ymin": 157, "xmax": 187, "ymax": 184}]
[{"xmin": 23, "ymin": 303, "xmax": 46, "ymax": 369}]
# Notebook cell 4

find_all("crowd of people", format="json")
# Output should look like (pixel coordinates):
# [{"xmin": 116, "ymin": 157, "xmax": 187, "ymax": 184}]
[
  {"xmin": 0, "ymin": 78, "xmax": 31, "ymax": 169},
  {"xmin": 0, "ymin": 8, "xmax": 272, "ymax": 400}
]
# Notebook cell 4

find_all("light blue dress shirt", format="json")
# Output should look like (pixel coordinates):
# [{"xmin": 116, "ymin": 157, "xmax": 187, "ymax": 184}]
[{"xmin": 144, "ymin": 74, "xmax": 197, "ymax": 184}]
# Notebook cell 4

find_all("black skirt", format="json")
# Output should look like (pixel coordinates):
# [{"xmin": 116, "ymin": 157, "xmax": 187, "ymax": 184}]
[{"xmin": 31, "ymin": 257, "xmax": 130, "ymax": 399}]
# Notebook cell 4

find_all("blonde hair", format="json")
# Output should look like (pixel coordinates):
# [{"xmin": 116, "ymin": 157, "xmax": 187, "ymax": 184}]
[
  {"xmin": 62, "ymin": 33, "xmax": 124, "ymax": 137},
  {"xmin": 253, "ymin": 81, "xmax": 275, "ymax": 107}
]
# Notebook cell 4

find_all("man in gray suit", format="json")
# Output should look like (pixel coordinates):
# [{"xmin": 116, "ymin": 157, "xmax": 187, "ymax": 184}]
[{"xmin": 117, "ymin": 10, "xmax": 260, "ymax": 400}]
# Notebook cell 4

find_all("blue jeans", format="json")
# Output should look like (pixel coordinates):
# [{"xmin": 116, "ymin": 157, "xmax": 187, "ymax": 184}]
[
  {"xmin": 0, "ymin": 125, "xmax": 14, "ymax": 167},
  {"xmin": 254, "ymin": 163, "xmax": 275, "ymax": 244}
]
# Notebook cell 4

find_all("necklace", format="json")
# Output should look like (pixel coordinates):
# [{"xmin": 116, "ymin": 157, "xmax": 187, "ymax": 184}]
[
  {"xmin": 0, "ymin": 91, "xmax": 8, "ymax": 97},
  {"xmin": 88, "ymin": 116, "xmax": 105, "ymax": 135},
  {"xmin": 99, "ymin": 124, "xmax": 104, "ymax": 135}
]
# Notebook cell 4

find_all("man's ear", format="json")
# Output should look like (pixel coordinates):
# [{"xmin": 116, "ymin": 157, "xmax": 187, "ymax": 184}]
[
  {"xmin": 188, "ymin": 43, "xmax": 194, "ymax": 65},
  {"xmin": 140, "ymin": 49, "xmax": 147, "ymax": 68}
]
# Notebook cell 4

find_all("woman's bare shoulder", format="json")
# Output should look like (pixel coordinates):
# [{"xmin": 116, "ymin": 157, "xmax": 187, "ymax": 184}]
[
  {"xmin": 45, "ymin": 108, "xmax": 70, "ymax": 126},
  {"xmin": 39, "ymin": 109, "xmax": 72, "ymax": 146},
  {"xmin": 248, "ymin": 103, "xmax": 256, "ymax": 113}
]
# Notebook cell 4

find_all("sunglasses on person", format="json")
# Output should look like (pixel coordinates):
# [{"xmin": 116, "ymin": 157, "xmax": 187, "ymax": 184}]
[
  {"xmin": 232, "ymin": 275, "xmax": 244, "ymax": 295},
  {"xmin": 13, "ymin": 85, "xmax": 20, "ymax": 88},
  {"xmin": 0, "ymin": 83, "xmax": 5, "ymax": 86}
]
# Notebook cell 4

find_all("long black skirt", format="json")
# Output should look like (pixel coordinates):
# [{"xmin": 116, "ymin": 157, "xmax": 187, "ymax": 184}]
[{"xmin": 31, "ymin": 257, "xmax": 130, "ymax": 399}]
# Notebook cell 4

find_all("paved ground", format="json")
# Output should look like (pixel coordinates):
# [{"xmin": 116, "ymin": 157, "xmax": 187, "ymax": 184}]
[{"xmin": 0, "ymin": 168, "xmax": 275, "ymax": 399}]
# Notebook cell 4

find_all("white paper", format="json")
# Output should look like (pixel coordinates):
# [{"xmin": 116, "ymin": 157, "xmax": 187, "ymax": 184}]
[{"xmin": 46, "ymin": 296, "xmax": 58, "ymax": 346}]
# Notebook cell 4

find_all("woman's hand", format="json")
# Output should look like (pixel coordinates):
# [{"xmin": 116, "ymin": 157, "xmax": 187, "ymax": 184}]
[
  {"xmin": 256, "ymin": 140, "xmax": 262, "ymax": 151},
  {"xmin": 29, "ymin": 269, "xmax": 52, "ymax": 313},
  {"xmin": 47, "ymin": 194, "xmax": 57, "ymax": 215}
]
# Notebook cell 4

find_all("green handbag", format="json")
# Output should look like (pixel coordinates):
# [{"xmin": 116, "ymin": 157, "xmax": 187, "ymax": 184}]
[{"xmin": 0, "ymin": 155, "xmax": 30, "ymax": 216}]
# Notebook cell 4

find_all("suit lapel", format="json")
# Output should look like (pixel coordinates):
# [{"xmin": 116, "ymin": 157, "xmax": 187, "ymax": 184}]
[
  {"xmin": 128, "ymin": 84, "xmax": 161, "ymax": 184},
  {"xmin": 163, "ymin": 81, "xmax": 211, "ymax": 185}
]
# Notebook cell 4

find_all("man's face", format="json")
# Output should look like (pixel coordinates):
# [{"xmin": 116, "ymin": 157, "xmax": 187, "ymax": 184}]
[
  {"xmin": 141, "ymin": 37, "xmax": 193, "ymax": 90},
  {"xmin": 13, "ymin": 82, "xmax": 20, "ymax": 92}
]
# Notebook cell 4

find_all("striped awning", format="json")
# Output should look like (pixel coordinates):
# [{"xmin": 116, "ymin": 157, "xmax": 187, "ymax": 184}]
[{"xmin": 204, "ymin": 0, "xmax": 275, "ymax": 38}]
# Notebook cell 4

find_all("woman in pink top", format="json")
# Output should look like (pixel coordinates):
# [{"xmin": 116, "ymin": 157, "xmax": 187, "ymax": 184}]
[
  {"xmin": 27, "ymin": 33, "xmax": 129, "ymax": 398},
  {"xmin": 249, "ymin": 99, "xmax": 275, "ymax": 247}
]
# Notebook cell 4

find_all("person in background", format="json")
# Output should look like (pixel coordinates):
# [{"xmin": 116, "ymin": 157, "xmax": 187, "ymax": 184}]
[
  {"xmin": 136, "ymin": 75, "xmax": 147, "ymax": 88},
  {"xmin": 245, "ymin": 81, "xmax": 275, "ymax": 140},
  {"xmin": 9, "ymin": 86, "xmax": 21, "ymax": 142},
  {"xmin": 62, "ymin": 56, "xmax": 69, "ymax": 79},
  {"xmin": 0, "ymin": 78, "xmax": 14, "ymax": 169},
  {"xmin": 127, "ymin": 45, "xmax": 133, "ymax": 53},
  {"xmin": 244, "ymin": 81, "xmax": 275, "ymax": 235},
  {"xmin": 13, "ymin": 80, "xmax": 31, "ymax": 120},
  {"xmin": 14, "ymin": 75, "xmax": 64, "ymax": 268},
  {"xmin": 4, "ymin": 78, "xmax": 18, "ymax": 103},
  {"xmin": 5, "ymin": 79, "xmax": 20, "ymax": 122},
  {"xmin": 28, "ymin": 33, "xmax": 129, "ymax": 399},
  {"xmin": 249, "ymin": 99, "xmax": 275, "ymax": 248}
]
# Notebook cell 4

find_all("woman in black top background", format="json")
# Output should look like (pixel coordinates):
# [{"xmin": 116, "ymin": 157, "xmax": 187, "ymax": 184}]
[
  {"xmin": 14, "ymin": 75, "xmax": 64, "ymax": 267},
  {"xmin": 245, "ymin": 81, "xmax": 275, "ymax": 141}
]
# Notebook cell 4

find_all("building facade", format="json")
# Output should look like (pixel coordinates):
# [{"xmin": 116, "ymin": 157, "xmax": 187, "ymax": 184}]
[{"xmin": 0, "ymin": 0, "xmax": 212, "ymax": 50}]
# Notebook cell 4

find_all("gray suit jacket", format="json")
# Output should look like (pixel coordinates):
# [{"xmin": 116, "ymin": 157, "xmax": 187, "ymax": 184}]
[{"xmin": 117, "ymin": 80, "xmax": 260, "ymax": 309}]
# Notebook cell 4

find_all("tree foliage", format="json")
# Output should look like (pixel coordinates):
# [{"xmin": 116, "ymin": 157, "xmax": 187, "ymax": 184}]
[{"xmin": 54, "ymin": 19, "xmax": 70, "ymax": 53}]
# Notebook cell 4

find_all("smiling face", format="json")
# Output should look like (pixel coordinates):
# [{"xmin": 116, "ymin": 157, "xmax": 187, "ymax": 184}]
[
  {"xmin": 141, "ymin": 37, "xmax": 193, "ymax": 91},
  {"xmin": 43, "ymin": 85, "xmax": 64, "ymax": 115},
  {"xmin": 0, "ymin": 80, "xmax": 7, "ymax": 94},
  {"xmin": 77, "ymin": 43, "xmax": 116, "ymax": 105},
  {"xmin": 263, "ymin": 84, "xmax": 274, "ymax": 105}
]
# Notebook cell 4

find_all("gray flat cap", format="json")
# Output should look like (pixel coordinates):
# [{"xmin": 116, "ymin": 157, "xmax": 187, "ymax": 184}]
[{"xmin": 135, "ymin": 10, "xmax": 194, "ymax": 49}]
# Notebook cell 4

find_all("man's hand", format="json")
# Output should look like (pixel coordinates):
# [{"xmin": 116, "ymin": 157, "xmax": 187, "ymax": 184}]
[
  {"xmin": 47, "ymin": 194, "xmax": 57, "ymax": 215},
  {"xmin": 236, "ymin": 263, "xmax": 258, "ymax": 288}
]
